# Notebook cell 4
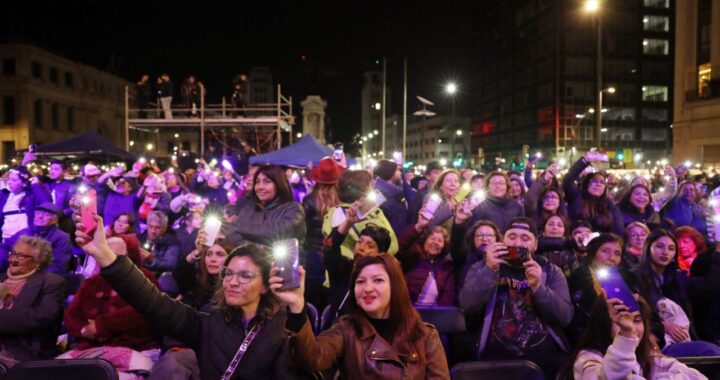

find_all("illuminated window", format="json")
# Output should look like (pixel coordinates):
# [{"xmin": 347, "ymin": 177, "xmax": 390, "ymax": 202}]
[
  {"xmin": 643, "ymin": 0, "xmax": 669, "ymax": 8},
  {"xmin": 642, "ymin": 86, "xmax": 668, "ymax": 102},
  {"xmin": 698, "ymin": 63, "xmax": 711, "ymax": 97},
  {"xmin": 643, "ymin": 15, "xmax": 669, "ymax": 32},
  {"xmin": 642, "ymin": 39, "xmax": 669, "ymax": 55}
]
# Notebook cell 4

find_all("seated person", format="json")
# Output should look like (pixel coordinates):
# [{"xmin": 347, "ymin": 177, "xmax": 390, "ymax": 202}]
[
  {"xmin": 0, "ymin": 202, "xmax": 72, "ymax": 275},
  {"xmin": 0, "ymin": 236, "xmax": 65, "ymax": 367},
  {"xmin": 61, "ymin": 235, "xmax": 161, "ymax": 378},
  {"xmin": 139, "ymin": 211, "xmax": 181, "ymax": 275},
  {"xmin": 324, "ymin": 202, "xmax": 391, "ymax": 325},
  {"xmin": 459, "ymin": 217, "xmax": 573, "ymax": 378},
  {"xmin": 571, "ymin": 296, "xmax": 704, "ymax": 379}
]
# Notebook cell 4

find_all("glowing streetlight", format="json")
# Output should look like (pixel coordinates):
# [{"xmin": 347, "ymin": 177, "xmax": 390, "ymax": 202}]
[
  {"xmin": 456, "ymin": 130, "xmax": 463, "ymax": 136},
  {"xmin": 445, "ymin": 82, "xmax": 457, "ymax": 95},
  {"xmin": 585, "ymin": 0, "xmax": 599, "ymax": 12},
  {"xmin": 146, "ymin": 143, "xmax": 154, "ymax": 151},
  {"xmin": 296, "ymin": 133, "xmax": 302, "ymax": 138}
]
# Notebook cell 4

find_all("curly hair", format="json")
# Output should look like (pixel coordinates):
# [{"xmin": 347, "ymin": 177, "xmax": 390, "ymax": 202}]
[
  {"xmin": 16, "ymin": 235, "xmax": 53, "ymax": 270},
  {"xmin": 675, "ymin": 226, "xmax": 707, "ymax": 255}
]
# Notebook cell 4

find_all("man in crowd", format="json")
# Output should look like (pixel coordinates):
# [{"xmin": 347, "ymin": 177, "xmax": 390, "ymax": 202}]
[
  {"xmin": 459, "ymin": 217, "xmax": 572, "ymax": 377},
  {"xmin": 374, "ymin": 159, "xmax": 410, "ymax": 236},
  {"xmin": 158, "ymin": 73, "xmax": 174, "ymax": 119},
  {"xmin": 46, "ymin": 159, "xmax": 75, "ymax": 218},
  {"xmin": 0, "ymin": 203, "xmax": 72, "ymax": 275},
  {"xmin": 139, "ymin": 211, "xmax": 181, "ymax": 275}
]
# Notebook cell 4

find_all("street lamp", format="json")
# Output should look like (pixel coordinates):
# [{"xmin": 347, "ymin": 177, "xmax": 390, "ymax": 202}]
[
  {"xmin": 445, "ymin": 82, "xmax": 458, "ymax": 117},
  {"xmin": 585, "ymin": 0, "xmax": 603, "ymax": 149}
]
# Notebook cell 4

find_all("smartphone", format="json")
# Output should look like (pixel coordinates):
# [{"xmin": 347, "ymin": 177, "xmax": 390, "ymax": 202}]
[
  {"xmin": 356, "ymin": 190, "xmax": 387, "ymax": 220},
  {"xmin": 80, "ymin": 189, "xmax": 98, "ymax": 234},
  {"xmin": 333, "ymin": 143, "xmax": 344, "ymax": 161},
  {"xmin": 28, "ymin": 144, "xmax": 36, "ymax": 153},
  {"xmin": 273, "ymin": 239, "xmax": 300, "ymax": 290},
  {"xmin": 421, "ymin": 193, "xmax": 442, "ymax": 220},
  {"xmin": 464, "ymin": 190, "xmax": 486, "ymax": 213},
  {"xmin": 504, "ymin": 246, "xmax": 530, "ymax": 269},
  {"xmin": 596, "ymin": 266, "xmax": 640, "ymax": 312},
  {"xmin": 454, "ymin": 183, "xmax": 472, "ymax": 203},
  {"xmin": 203, "ymin": 215, "xmax": 222, "ymax": 246}
]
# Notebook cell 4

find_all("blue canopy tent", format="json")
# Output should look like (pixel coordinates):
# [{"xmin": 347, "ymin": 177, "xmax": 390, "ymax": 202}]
[
  {"xmin": 250, "ymin": 134, "xmax": 354, "ymax": 167},
  {"xmin": 34, "ymin": 131, "xmax": 137, "ymax": 161}
]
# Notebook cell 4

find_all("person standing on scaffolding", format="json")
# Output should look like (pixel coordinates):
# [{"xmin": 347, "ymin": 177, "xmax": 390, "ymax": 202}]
[
  {"xmin": 157, "ymin": 73, "xmax": 174, "ymax": 119},
  {"xmin": 135, "ymin": 75, "xmax": 152, "ymax": 119},
  {"xmin": 231, "ymin": 74, "xmax": 248, "ymax": 117},
  {"xmin": 181, "ymin": 75, "xmax": 200, "ymax": 118}
]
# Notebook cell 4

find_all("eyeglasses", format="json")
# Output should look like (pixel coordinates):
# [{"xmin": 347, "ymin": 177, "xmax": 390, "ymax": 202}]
[
  {"xmin": 543, "ymin": 194, "xmax": 559, "ymax": 201},
  {"xmin": 219, "ymin": 267, "xmax": 261, "ymax": 284},
  {"xmin": 589, "ymin": 179, "xmax": 607, "ymax": 185},
  {"xmin": 474, "ymin": 233, "xmax": 496, "ymax": 239},
  {"xmin": 9, "ymin": 251, "xmax": 34, "ymax": 261}
]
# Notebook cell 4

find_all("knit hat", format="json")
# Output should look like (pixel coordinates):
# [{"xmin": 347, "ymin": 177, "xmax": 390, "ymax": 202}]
[
  {"xmin": 310, "ymin": 157, "xmax": 345, "ymax": 185},
  {"xmin": 374, "ymin": 159, "xmax": 399, "ymax": 181}
]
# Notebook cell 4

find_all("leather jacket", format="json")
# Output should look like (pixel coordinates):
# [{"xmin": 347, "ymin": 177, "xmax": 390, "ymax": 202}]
[{"xmin": 290, "ymin": 315, "xmax": 450, "ymax": 380}]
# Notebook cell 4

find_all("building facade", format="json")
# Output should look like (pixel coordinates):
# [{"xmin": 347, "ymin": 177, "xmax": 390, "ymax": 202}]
[
  {"xmin": 405, "ymin": 116, "xmax": 471, "ymax": 166},
  {"xmin": 673, "ymin": 0, "xmax": 720, "ymax": 165},
  {"xmin": 0, "ymin": 44, "xmax": 130, "ymax": 162},
  {"xmin": 469, "ymin": 0, "xmax": 674, "ymax": 168},
  {"xmin": 361, "ymin": 70, "xmax": 391, "ymax": 156}
]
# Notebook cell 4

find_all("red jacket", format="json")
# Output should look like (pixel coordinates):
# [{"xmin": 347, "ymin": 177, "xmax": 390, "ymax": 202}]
[
  {"xmin": 64, "ymin": 267, "xmax": 160, "ymax": 351},
  {"xmin": 396, "ymin": 226, "xmax": 457, "ymax": 306}
]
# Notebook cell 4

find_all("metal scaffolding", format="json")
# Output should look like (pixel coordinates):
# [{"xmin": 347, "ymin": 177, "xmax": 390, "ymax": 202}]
[{"xmin": 124, "ymin": 84, "xmax": 294, "ymax": 157}]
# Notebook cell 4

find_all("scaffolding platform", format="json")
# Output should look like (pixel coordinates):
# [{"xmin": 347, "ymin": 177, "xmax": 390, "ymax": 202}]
[{"xmin": 124, "ymin": 84, "xmax": 294, "ymax": 156}]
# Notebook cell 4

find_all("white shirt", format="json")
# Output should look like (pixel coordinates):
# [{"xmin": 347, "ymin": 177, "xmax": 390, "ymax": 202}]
[{"xmin": 2, "ymin": 192, "xmax": 27, "ymax": 239}]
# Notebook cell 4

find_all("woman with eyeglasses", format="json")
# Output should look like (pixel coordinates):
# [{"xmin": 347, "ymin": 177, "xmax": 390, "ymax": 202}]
[
  {"xmin": 563, "ymin": 153, "xmax": 625, "ymax": 235},
  {"xmin": 528, "ymin": 188, "xmax": 568, "ymax": 234},
  {"xmin": 272, "ymin": 254, "xmax": 450, "ymax": 379},
  {"xmin": 75, "ymin": 215, "xmax": 308, "ymax": 379},
  {"xmin": 420, "ymin": 169, "xmax": 462, "ymax": 231},
  {"xmin": 0, "ymin": 236, "xmax": 64, "ymax": 368},
  {"xmin": 467, "ymin": 171, "xmax": 524, "ymax": 234}
]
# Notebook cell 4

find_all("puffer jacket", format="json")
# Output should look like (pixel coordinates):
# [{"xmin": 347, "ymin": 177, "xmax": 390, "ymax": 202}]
[
  {"xmin": 101, "ymin": 256, "xmax": 308, "ymax": 380},
  {"xmin": 226, "ymin": 197, "xmax": 306, "ymax": 246},
  {"xmin": 288, "ymin": 314, "xmax": 450, "ymax": 380},
  {"xmin": 395, "ymin": 226, "xmax": 456, "ymax": 306}
]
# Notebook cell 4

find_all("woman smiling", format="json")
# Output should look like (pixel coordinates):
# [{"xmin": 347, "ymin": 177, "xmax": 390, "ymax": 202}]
[{"xmin": 274, "ymin": 254, "xmax": 450, "ymax": 379}]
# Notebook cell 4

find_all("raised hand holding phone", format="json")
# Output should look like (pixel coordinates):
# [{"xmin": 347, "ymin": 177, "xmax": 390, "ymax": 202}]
[{"xmin": 272, "ymin": 239, "xmax": 301, "ymax": 290}]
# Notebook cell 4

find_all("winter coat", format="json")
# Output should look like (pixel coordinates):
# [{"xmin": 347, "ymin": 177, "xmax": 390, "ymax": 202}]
[
  {"xmin": 288, "ymin": 313, "xmax": 450, "ymax": 380},
  {"xmin": 395, "ymin": 226, "xmax": 456, "ymax": 306},
  {"xmin": 0, "ymin": 184, "xmax": 52, "ymax": 236},
  {"xmin": 0, "ymin": 271, "xmax": 65, "ymax": 362},
  {"xmin": 374, "ymin": 178, "xmax": 411, "ymax": 236},
  {"xmin": 101, "ymin": 256, "xmax": 307, "ymax": 379},
  {"xmin": 0, "ymin": 225, "xmax": 73, "ymax": 275},
  {"xmin": 139, "ymin": 231, "xmax": 182, "ymax": 274},
  {"xmin": 662, "ymin": 197, "xmax": 707, "ymax": 234},
  {"xmin": 46, "ymin": 179, "xmax": 75, "ymax": 217},
  {"xmin": 301, "ymin": 191, "xmax": 327, "ymax": 254},
  {"xmin": 226, "ymin": 197, "xmax": 306, "ymax": 246},
  {"xmin": 322, "ymin": 227, "xmax": 355, "ymax": 323},
  {"xmin": 620, "ymin": 205, "xmax": 661, "ymax": 228},
  {"xmin": 64, "ymin": 268, "xmax": 160, "ymax": 351}
]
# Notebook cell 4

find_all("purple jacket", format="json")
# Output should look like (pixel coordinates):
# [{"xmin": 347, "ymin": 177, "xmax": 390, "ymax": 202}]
[{"xmin": 395, "ymin": 226, "xmax": 456, "ymax": 306}]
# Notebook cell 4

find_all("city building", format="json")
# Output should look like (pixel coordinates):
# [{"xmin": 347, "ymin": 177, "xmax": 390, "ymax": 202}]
[
  {"xmin": 404, "ymin": 115, "xmax": 471, "ymax": 167},
  {"xmin": 249, "ymin": 66, "xmax": 275, "ymax": 105},
  {"xmin": 468, "ymin": 0, "xmax": 674, "ymax": 168},
  {"xmin": 0, "ymin": 43, "xmax": 131, "ymax": 162},
  {"xmin": 361, "ymin": 70, "xmax": 391, "ymax": 155},
  {"xmin": 301, "ymin": 95, "xmax": 327, "ymax": 144},
  {"xmin": 673, "ymin": 0, "xmax": 720, "ymax": 165}
]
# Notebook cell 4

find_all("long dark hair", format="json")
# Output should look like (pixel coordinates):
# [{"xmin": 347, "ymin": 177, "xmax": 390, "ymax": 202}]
[
  {"xmin": 564, "ymin": 295, "xmax": 654, "ymax": 379},
  {"xmin": 618, "ymin": 184, "xmax": 653, "ymax": 214},
  {"xmin": 635, "ymin": 229, "xmax": 680, "ymax": 314},
  {"xmin": 251, "ymin": 165, "xmax": 294, "ymax": 205},
  {"xmin": 347, "ymin": 254, "xmax": 424, "ymax": 345},
  {"xmin": 214, "ymin": 243, "xmax": 281, "ymax": 322},
  {"xmin": 537, "ymin": 188, "xmax": 567, "ymax": 227},
  {"xmin": 194, "ymin": 237, "xmax": 234, "ymax": 307},
  {"xmin": 578, "ymin": 172, "xmax": 614, "ymax": 231}
]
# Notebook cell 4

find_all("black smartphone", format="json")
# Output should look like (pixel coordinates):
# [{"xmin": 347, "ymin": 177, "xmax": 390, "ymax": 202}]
[
  {"xmin": 596, "ymin": 266, "xmax": 640, "ymax": 313},
  {"xmin": 273, "ymin": 239, "xmax": 300, "ymax": 290},
  {"xmin": 504, "ymin": 246, "xmax": 530, "ymax": 269}
]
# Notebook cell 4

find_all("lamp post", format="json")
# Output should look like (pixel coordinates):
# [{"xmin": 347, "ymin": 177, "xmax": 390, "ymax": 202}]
[
  {"xmin": 413, "ymin": 96, "xmax": 436, "ymax": 164},
  {"xmin": 596, "ymin": 86, "xmax": 615, "ymax": 148},
  {"xmin": 585, "ymin": 0, "xmax": 603, "ymax": 149}
]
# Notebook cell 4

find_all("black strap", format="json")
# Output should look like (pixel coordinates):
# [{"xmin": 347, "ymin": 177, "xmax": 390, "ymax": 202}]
[
  {"xmin": 221, "ymin": 322, "xmax": 262, "ymax": 380},
  {"xmin": 1, "ymin": 210, "xmax": 25, "ymax": 217}
]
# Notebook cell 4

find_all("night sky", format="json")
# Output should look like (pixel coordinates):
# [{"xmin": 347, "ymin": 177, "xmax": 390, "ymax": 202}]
[{"xmin": 1, "ymin": 0, "xmax": 474, "ymax": 147}]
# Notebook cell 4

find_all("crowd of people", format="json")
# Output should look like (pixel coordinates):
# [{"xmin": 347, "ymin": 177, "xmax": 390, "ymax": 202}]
[
  {"xmin": 0, "ymin": 147, "xmax": 718, "ymax": 379},
  {"xmin": 134, "ymin": 73, "xmax": 249, "ymax": 119}
]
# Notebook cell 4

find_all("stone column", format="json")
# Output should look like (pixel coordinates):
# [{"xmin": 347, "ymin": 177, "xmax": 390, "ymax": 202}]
[{"xmin": 300, "ymin": 96, "xmax": 327, "ymax": 144}]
